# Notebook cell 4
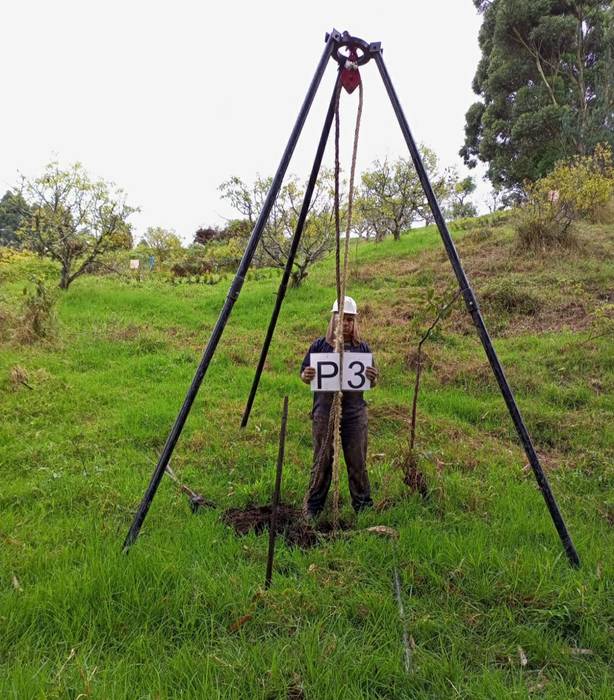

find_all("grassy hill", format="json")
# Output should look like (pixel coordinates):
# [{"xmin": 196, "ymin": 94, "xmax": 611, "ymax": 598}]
[{"xmin": 1, "ymin": 217, "xmax": 612, "ymax": 698}]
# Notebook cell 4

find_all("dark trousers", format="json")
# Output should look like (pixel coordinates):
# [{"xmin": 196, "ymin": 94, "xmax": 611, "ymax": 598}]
[{"xmin": 304, "ymin": 407, "xmax": 373, "ymax": 515}]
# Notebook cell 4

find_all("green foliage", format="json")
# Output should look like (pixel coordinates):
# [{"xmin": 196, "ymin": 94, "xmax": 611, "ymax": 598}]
[
  {"xmin": 462, "ymin": 0, "xmax": 614, "ymax": 191},
  {"xmin": 0, "ymin": 247, "xmax": 57, "ymax": 284},
  {"xmin": 450, "ymin": 215, "xmax": 485, "ymax": 231},
  {"xmin": 18, "ymin": 162, "xmax": 136, "ymax": 289},
  {"xmin": 517, "ymin": 143, "xmax": 614, "ymax": 250},
  {"xmin": 171, "ymin": 237, "xmax": 245, "ymax": 279},
  {"xmin": 447, "ymin": 175, "xmax": 478, "ymax": 220},
  {"xmin": 137, "ymin": 226, "xmax": 183, "ymax": 262},
  {"xmin": 0, "ymin": 190, "xmax": 30, "ymax": 248}
]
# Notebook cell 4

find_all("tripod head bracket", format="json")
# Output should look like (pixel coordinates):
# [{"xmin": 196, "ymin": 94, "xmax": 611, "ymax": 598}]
[{"xmin": 325, "ymin": 30, "xmax": 381, "ymax": 67}]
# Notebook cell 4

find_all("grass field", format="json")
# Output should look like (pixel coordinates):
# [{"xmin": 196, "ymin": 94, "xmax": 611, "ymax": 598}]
[{"xmin": 1, "ymin": 218, "xmax": 612, "ymax": 698}]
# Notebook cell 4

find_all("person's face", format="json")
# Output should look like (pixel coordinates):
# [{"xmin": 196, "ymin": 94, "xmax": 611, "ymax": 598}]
[{"xmin": 342, "ymin": 314, "xmax": 355, "ymax": 340}]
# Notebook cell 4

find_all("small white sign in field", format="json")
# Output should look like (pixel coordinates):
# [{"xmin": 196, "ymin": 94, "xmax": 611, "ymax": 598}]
[{"xmin": 309, "ymin": 352, "xmax": 372, "ymax": 392}]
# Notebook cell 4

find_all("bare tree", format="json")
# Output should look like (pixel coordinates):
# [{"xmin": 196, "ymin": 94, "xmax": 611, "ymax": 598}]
[{"xmin": 219, "ymin": 170, "xmax": 338, "ymax": 286}]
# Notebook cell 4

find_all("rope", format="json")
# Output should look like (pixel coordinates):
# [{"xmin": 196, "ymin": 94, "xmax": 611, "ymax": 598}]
[
  {"xmin": 303, "ymin": 71, "xmax": 363, "ymax": 529},
  {"xmin": 331, "ymin": 76, "xmax": 364, "ymax": 531}
]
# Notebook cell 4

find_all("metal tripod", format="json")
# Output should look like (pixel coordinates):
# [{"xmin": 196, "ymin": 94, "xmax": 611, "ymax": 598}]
[{"xmin": 123, "ymin": 30, "xmax": 580, "ymax": 568}]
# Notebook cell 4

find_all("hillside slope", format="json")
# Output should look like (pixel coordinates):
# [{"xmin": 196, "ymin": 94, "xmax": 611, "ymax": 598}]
[{"xmin": 1, "ymin": 218, "xmax": 612, "ymax": 698}]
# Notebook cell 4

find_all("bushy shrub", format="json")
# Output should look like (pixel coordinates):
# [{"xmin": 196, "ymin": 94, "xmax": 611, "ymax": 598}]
[
  {"xmin": 17, "ymin": 278, "xmax": 58, "ymax": 342},
  {"xmin": 450, "ymin": 215, "xmax": 483, "ymax": 231},
  {"xmin": 482, "ymin": 279, "xmax": 542, "ymax": 316},
  {"xmin": 170, "ymin": 246, "xmax": 214, "ymax": 278},
  {"xmin": 0, "ymin": 248, "xmax": 57, "ymax": 283},
  {"xmin": 516, "ymin": 144, "xmax": 614, "ymax": 251},
  {"xmin": 0, "ymin": 278, "xmax": 58, "ymax": 344},
  {"xmin": 172, "ymin": 273, "xmax": 222, "ymax": 286},
  {"xmin": 473, "ymin": 227, "xmax": 494, "ymax": 242},
  {"xmin": 484, "ymin": 209, "xmax": 513, "ymax": 228},
  {"xmin": 171, "ymin": 239, "xmax": 244, "ymax": 279}
]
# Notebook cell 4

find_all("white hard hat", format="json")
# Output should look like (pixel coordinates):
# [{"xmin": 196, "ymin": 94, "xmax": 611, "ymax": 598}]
[{"xmin": 331, "ymin": 296, "xmax": 358, "ymax": 315}]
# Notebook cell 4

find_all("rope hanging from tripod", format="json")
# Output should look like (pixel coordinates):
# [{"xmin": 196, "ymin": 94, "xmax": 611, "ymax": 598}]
[{"xmin": 331, "ymin": 68, "xmax": 364, "ymax": 530}]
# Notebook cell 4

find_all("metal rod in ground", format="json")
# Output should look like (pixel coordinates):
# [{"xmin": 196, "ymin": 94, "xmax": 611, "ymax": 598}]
[
  {"xmin": 241, "ymin": 74, "xmax": 341, "ymax": 428},
  {"xmin": 373, "ymin": 49, "xmax": 580, "ymax": 569},
  {"xmin": 122, "ymin": 32, "xmax": 339, "ymax": 552},
  {"xmin": 265, "ymin": 396, "xmax": 289, "ymax": 589},
  {"xmin": 393, "ymin": 566, "xmax": 412, "ymax": 673}
]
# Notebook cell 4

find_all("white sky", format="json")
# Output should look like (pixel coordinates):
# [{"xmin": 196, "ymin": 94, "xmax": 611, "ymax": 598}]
[{"xmin": 1, "ymin": 1, "xmax": 487, "ymax": 242}]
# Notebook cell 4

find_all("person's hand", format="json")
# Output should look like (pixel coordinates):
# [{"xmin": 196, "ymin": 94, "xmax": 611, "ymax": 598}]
[
  {"xmin": 366, "ymin": 366, "xmax": 378, "ymax": 385},
  {"xmin": 301, "ymin": 367, "xmax": 316, "ymax": 384}
]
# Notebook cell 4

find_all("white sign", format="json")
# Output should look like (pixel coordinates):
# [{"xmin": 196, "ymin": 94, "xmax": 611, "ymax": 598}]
[
  {"xmin": 129, "ymin": 259, "xmax": 140, "ymax": 270},
  {"xmin": 310, "ymin": 352, "xmax": 372, "ymax": 392}
]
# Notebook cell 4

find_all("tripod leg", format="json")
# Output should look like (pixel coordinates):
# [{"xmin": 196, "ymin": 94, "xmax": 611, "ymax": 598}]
[
  {"xmin": 241, "ymin": 75, "xmax": 341, "ymax": 428},
  {"xmin": 122, "ymin": 34, "xmax": 338, "ymax": 551},
  {"xmin": 374, "ymin": 51, "xmax": 580, "ymax": 568}
]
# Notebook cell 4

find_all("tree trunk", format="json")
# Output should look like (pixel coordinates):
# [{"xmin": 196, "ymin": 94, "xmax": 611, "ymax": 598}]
[
  {"xmin": 59, "ymin": 267, "xmax": 71, "ymax": 290},
  {"xmin": 290, "ymin": 266, "xmax": 307, "ymax": 288}
]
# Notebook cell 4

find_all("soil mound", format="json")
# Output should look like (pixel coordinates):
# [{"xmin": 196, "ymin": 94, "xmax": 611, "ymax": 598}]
[{"xmin": 222, "ymin": 504, "xmax": 350, "ymax": 549}]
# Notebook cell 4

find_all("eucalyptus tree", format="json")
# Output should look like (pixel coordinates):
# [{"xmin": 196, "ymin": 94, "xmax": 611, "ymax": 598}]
[{"xmin": 462, "ymin": 0, "xmax": 614, "ymax": 192}]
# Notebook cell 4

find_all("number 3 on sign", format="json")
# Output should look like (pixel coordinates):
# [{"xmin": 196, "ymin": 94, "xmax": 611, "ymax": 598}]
[{"xmin": 309, "ymin": 352, "xmax": 372, "ymax": 392}]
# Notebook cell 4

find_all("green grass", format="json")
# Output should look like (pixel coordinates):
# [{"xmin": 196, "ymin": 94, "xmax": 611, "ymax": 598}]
[{"xmin": 1, "ymin": 220, "xmax": 613, "ymax": 698}]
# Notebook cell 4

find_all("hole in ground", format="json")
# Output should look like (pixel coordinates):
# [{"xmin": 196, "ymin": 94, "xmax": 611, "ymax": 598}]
[{"xmin": 222, "ymin": 504, "xmax": 352, "ymax": 549}]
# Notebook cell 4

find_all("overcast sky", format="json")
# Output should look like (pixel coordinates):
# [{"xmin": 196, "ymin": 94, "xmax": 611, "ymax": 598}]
[{"xmin": 1, "ymin": 1, "xmax": 487, "ymax": 242}]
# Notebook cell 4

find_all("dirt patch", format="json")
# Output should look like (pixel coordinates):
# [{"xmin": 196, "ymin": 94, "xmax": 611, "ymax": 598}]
[
  {"xmin": 222, "ymin": 504, "xmax": 351, "ymax": 549},
  {"xmin": 106, "ymin": 323, "xmax": 144, "ymax": 342}
]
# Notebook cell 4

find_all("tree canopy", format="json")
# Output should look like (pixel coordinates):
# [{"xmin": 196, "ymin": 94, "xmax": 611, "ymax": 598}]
[
  {"xmin": 461, "ymin": 0, "xmax": 614, "ymax": 191},
  {"xmin": 138, "ymin": 226, "xmax": 183, "ymax": 262},
  {"xmin": 0, "ymin": 190, "xmax": 30, "ymax": 248}
]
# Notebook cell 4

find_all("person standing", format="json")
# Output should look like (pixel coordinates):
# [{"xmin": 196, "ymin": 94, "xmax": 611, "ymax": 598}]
[{"xmin": 300, "ymin": 296, "xmax": 378, "ymax": 518}]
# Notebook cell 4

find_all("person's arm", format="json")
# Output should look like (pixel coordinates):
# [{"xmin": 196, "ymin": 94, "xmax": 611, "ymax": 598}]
[
  {"xmin": 300, "ymin": 340, "xmax": 318, "ymax": 384},
  {"xmin": 366, "ymin": 365, "xmax": 378, "ymax": 386},
  {"xmin": 363, "ymin": 342, "xmax": 379, "ymax": 387}
]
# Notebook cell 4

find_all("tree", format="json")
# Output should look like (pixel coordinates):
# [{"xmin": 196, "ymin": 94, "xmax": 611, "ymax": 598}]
[
  {"xmin": 193, "ymin": 225, "xmax": 224, "ymax": 246},
  {"xmin": 0, "ymin": 190, "xmax": 30, "ymax": 248},
  {"xmin": 19, "ymin": 162, "xmax": 135, "ymax": 289},
  {"xmin": 446, "ymin": 173, "xmax": 478, "ymax": 219},
  {"xmin": 486, "ymin": 186, "xmax": 505, "ymax": 212},
  {"xmin": 219, "ymin": 171, "xmax": 337, "ymax": 286},
  {"xmin": 462, "ymin": 1, "xmax": 614, "ymax": 191},
  {"xmin": 193, "ymin": 220, "xmax": 247, "ymax": 247},
  {"xmin": 358, "ymin": 148, "xmax": 449, "ymax": 240},
  {"xmin": 138, "ymin": 226, "xmax": 183, "ymax": 262}
]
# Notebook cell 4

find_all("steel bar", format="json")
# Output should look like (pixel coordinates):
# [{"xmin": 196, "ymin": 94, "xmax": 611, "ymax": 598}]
[
  {"xmin": 265, "ymin": 396, "xmax": 289, "ymax": 589},
  {"xmin": 241, "ymin": 76, "xmax": 341, "ymax": 428},
  {"xmin": 122, "ymin": 33, "xmax": 338, "ymax": 551},
  {"xmin": 374, "ymin": 50, "xmax": 580, "ymax": 568}
]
